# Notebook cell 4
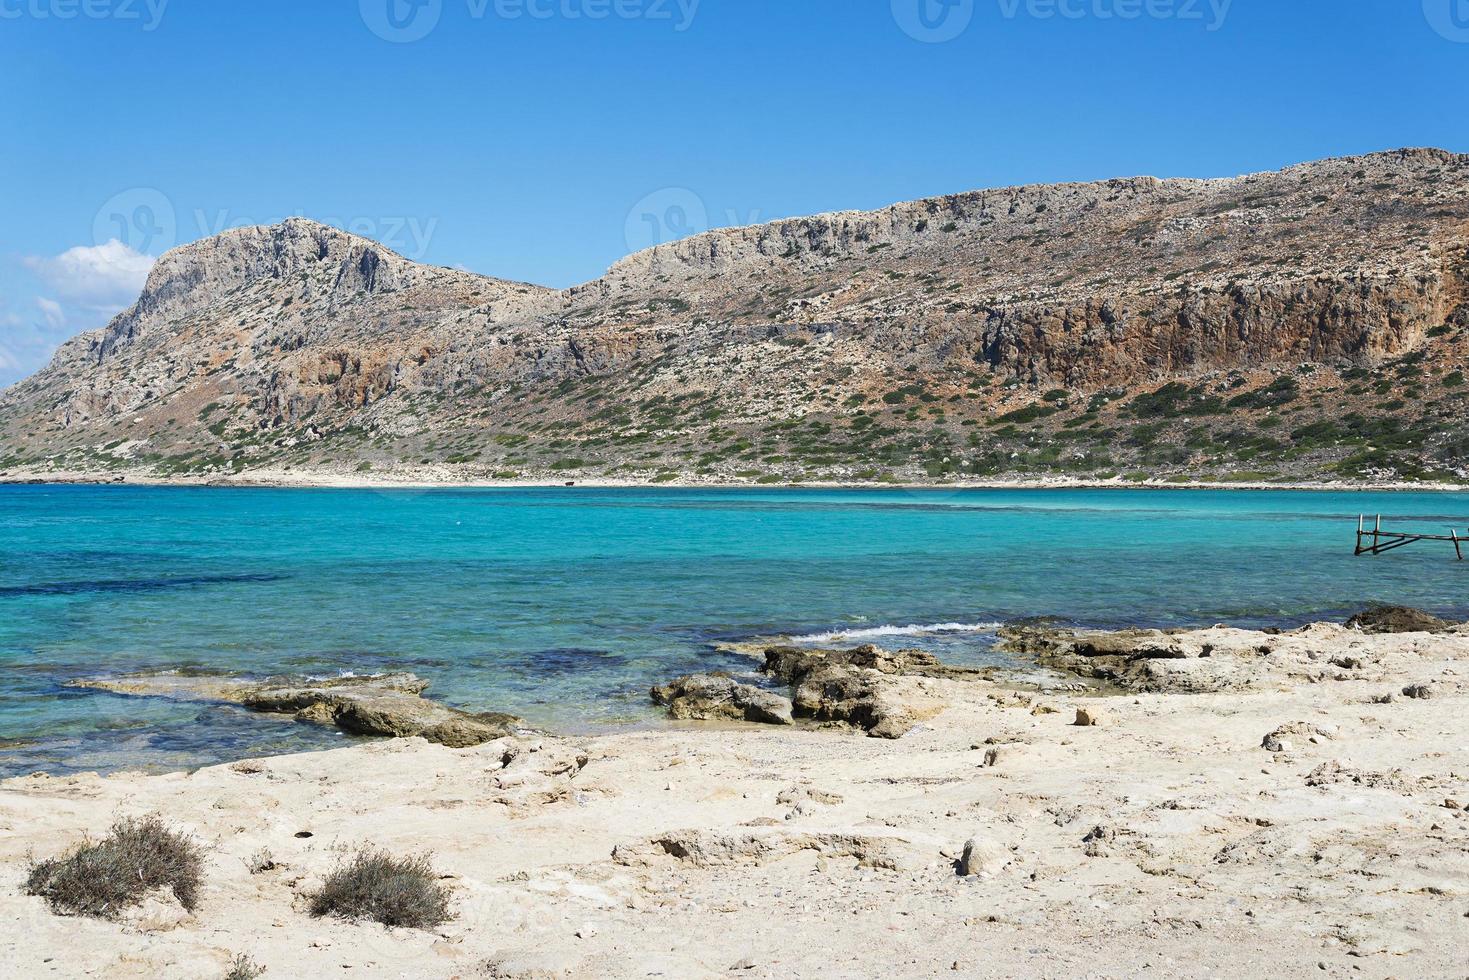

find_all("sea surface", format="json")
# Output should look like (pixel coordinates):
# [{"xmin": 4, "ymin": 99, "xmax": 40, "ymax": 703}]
[{"xmin": 3, "ymin": 485, "xmax": 1467, "ymax": 776}]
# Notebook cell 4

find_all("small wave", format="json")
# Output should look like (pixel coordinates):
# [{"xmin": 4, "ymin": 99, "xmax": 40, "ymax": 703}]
[{"xmin": 788, "ymin": 622, "xmax": 1004, "ymax": 643}]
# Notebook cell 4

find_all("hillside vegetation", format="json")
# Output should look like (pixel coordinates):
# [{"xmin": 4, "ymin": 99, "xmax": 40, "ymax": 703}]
[{"xmin": 2, "ymin": 148, "xmax": 1466, "ymax": 485}]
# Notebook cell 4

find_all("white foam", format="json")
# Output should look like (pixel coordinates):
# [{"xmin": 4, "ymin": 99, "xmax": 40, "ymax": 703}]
[{"xmin": 788, "ymin": 622, "xmax": 1003, "ymax": 643}]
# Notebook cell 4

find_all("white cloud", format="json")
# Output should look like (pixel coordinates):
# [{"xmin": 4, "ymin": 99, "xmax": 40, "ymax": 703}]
[
  {"xmin": 36, "ymin": 296, "xmax": 65, "ymax": 329},
  {"xmin": 23, "ymin": 239, "xmax": 155, "ymax": 314},
  {"xmin": 0, "ymin": 296, "xmax": 76, "ymax": 388}
]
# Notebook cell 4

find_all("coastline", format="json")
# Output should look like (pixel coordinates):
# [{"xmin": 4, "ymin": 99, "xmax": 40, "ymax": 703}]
[
  {"xmin": 3, "ymin": 468, "xmax": 1468, "ymax": 493},
  {"xmin": 4, "ymin": 619, "xmax": 1467, "ymax": 978}
]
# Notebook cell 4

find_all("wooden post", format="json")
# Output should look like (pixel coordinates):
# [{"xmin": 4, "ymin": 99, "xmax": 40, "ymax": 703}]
[{"xmin": 1454, "ymin": 529, "xmax": 1464, "ymax": 562}]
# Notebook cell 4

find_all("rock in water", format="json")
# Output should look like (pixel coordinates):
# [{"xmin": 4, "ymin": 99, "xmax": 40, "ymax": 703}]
[
  {"xmin": 69, "ymin": 671, "xmax": 521, "ymax": 747},
  {"xmin": 1346, "ymin": 606, "xmax": 1454, "ymax": 635},
  {"xmin": 650, "ymin": 674, "xmax": 794, "ymax": 725}
]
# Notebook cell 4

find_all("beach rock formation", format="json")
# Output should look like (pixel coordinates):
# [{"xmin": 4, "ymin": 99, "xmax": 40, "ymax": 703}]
[
  {"xmin": 999, "ymin": 617, "xmax": 1469, "ymax": 693},
  {"xmin": 763, "ymin": 643, "xmax": 984, "ymax": 681},
  {"xmin": 10, "ymin": 610, "xmax": 1469, "ymax": 977},
  {"xmin": 957, "ymin": 836, "xmax": 1009, "ymax": 876},
  {"xmin": 787, "ymin": 663, "xmax": 923, "ymax": 739},
  {"xmin": 611, "ymin": 829, "xmax": 912, "ymax": 871},
  {"xmin": 70, "ymin": 671, "xmax": 522, "ymax": 747},
  {"xmin": 762, "ymin": 644, "xmax": 965, "ymax": 738},
  {"xmin": 650, "ymin": 643, "xmax": 981, "ymax": 737},
  {"xmin": 1346, "ymin": 606, "xmax": 1457, "ymax": 634},
  {"xmin": 649, "ymin": 674, "xmax": 794, "ymax": 725},
  {"xmin": 995, "ymin": 624, "xmax": 1228, "ymax": 692}
]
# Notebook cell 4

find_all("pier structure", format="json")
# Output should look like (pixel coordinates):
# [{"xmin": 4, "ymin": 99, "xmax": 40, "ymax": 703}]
[{"xmin": 1355, "ymin": 515, "xmax": 1467, "ymax": 560}]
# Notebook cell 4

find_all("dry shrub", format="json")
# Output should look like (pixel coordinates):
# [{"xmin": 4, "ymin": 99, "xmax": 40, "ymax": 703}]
[
  {"xmin": 25, "ymin": 815, "xmax": 204, "ymax": 919},
  {"xmin": 245, "ymin": 848, "xmax": 278, "ymax": 874},
  {"xmin": 224, "ymin": 953, "xmax": 267, "ymax": 980},
  {"xmin": 308, "ymin": 846, "xmax": 451, "ymax": 929}
]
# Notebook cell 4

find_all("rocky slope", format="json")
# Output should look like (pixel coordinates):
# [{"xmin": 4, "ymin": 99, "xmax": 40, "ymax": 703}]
[{"xmin": 2, "ymin": 148, "xmax": 1468, "ymax": 484}]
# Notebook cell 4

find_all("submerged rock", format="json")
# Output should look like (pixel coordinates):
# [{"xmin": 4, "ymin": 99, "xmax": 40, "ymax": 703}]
[
  {"xmin": 649, "ymin": 674, "xmax": 793, "ymax": 725},
  {"xmin": 69, "ymin": 671, "xmax": 521, "ymax": 747}
]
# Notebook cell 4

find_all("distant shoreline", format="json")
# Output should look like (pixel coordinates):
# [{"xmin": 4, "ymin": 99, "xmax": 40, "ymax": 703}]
[{"xmin": 2, "ymin": 470, "xmax": 1468, "ymax": 493}]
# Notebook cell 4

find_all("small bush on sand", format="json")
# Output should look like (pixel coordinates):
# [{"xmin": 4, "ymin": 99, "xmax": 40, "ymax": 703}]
[
  {"xmin": 224, "ymin": 953, "xmax": 267, "ymax": 980},
  {"xmin": 25, "ymin": 815, "xmax": 204, "ymax": 918},
  {"xmin": 308, "ymin": 847, "xmax": 451, "ymax": 929},
  {"xmin": 245, "ymin": 848, "xmax": 278, "ymax": 874}
]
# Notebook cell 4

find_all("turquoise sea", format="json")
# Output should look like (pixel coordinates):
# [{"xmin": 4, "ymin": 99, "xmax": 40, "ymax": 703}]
[{"xmin": 2, "ymin": 485, "xmax": 1467, "ymax": 776}]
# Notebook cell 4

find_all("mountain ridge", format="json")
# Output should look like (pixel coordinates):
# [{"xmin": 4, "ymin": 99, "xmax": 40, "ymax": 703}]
[{"xmin": 3, "ymin": 147, "xmax": 1467, "ymax": 485}]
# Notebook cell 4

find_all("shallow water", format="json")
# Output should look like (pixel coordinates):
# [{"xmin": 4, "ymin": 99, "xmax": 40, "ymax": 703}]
[{"xmin": 2, "ymin": 485, "xmax": 1466, "ymax": 775}]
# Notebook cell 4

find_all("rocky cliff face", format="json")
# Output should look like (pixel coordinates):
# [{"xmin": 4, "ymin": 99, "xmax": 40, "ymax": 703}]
[{"xmin": 3, "ymin": 149, "xmax": 1467, "ymax": 484}]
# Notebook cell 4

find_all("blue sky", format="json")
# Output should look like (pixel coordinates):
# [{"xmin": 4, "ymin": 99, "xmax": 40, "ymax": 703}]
[{"xmin": 1, "ymin": 0, "xmax": 1465, "ymax": 386}]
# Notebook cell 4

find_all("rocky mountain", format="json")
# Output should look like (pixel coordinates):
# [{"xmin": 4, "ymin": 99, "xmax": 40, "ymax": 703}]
[{"xmin": 2, "ymin": 147, "xmax": 1467, "ymax": 485}]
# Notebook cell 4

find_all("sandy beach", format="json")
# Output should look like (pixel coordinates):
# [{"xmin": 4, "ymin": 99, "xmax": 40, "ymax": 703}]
[
  {"xmin": 3, "ymin": 616, "xmax": 1467, "ymax": 979},
  {"xmin": 3, "ymin": 466, "xmax": 1467, "ymax": 494}
]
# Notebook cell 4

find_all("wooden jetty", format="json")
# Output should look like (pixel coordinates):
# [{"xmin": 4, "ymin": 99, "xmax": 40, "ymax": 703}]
[{"xmin": 1355, "ymin": 515, "xmax": 1467, "ymax": 560}]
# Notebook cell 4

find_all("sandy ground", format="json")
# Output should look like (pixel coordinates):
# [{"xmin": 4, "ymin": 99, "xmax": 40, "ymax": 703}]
[{"xmin": 2, "ymin": 624, "xmax": 1468, "ymax": 979}]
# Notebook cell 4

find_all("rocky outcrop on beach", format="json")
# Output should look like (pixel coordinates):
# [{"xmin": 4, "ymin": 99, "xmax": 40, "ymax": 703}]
[
  {"xmin": 998, "ymin": 609, "xmax": 1469, "ymax": 693},
  {"xmin": 4, "ymin": 149, "xmax": 1468, "ymax": 486},
  {"xmin": 611, "ymin": 828, "xmax": 914, "ymax": 872},
  {"xmin": 70, "ymin": 671, "xmax": 523, "ymax": 747},
  {"xmin": 1345, "ymin": 605, "xmax": 1459, "ymax": 634},
  {"xmin": 9, "ymin": 613, "xmax": 1469, "ymax": 977},
  {"xmin": 651, "ymin": 643, "xmax": 987, "ymax": 737},
  {"xmin": 649, "ymin": 674, "xmax": 793, "ymax": 725},
  {"xmin": 761, "ymin": 644, "xmax": 955, "ymax": 738}
]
